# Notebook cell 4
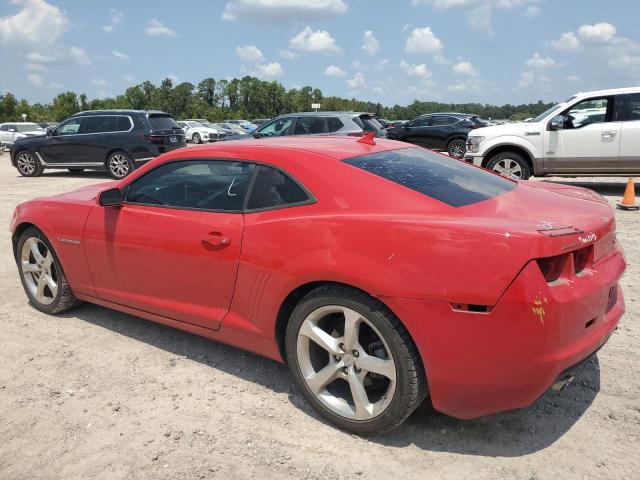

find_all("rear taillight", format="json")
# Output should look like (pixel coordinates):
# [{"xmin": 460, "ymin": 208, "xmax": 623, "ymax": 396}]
[
  {"xmin": 537, "ymin": 254, "xmax": 568, "ymax": 283},
  {"xmin": 573, "ymin": 245, "xmax": 593, "ymax": 274},
  {"xmin": 148, "ymin": 134, "xmax": 164, "ymax": 144}
]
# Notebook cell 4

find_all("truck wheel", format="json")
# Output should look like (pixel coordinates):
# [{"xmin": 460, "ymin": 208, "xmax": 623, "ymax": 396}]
[{"xmin": 486, "ymin": 152, "xmax": 531, "ymax": 180}]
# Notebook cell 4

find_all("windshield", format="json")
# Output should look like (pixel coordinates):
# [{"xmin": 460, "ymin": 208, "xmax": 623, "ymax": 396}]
[
  {"xmin": 529, "ymin": 96, "xmax": 577, "ymax": 122},
  {"xmin": 16, "ymin": 123, "xmax": 43, "ymax": 132}
]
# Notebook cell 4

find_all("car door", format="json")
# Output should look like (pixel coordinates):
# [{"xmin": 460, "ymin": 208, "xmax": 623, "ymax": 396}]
[
  {"xmin": 83, "ymin": 159, "xmax": 255, "ymax": 330},
  {"xmin": 39, "ymin": 117, "xmax": 86, "ymax": 164},
  {"xmin": 425, "ymin": 115, "xmax": 458, "ymax": 149},
  {"xmin": 544, "ymin": 96, "xmax": 620, "ymax": 173},
  {"xmin": 618, "ymin": 92, "xmax": 640, "ymax": 173},
  {"xmin": 401, "ymin": 116, "xmax": 430, "ymax": 146},
  {"xmin": 79, "ymin": 115, "xmax": 120, "ymax": 163}
]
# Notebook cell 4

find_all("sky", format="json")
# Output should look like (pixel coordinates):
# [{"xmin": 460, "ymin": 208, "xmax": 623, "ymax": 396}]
[{"xmin": 1, "ymin": 0, "xmax": 639, "ymax": 107}]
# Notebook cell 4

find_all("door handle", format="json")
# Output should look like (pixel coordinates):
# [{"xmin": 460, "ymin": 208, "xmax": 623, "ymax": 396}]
[
  {"xmin": 601, "ymin": 131, "xmax": 617, "ymax": 137},
  {"xmin": 202, "ymin": 232, "xmax": 231, "ymax": 248}
]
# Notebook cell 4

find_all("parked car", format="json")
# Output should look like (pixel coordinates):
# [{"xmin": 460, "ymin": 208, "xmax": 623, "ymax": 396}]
[
  {"xmin": 219, "ymin": 122, "xmax": 249, "ymax": 135},
  {"xmin": 377, "ymin": 118, "xmax": 394, "ymax": 129},
  {"xmin": 465, "ymin": 87, "xmax": 640, "ymax": 179},
  {"xmin": 251, "ymin": 119, "xmax": 270, "ymax": 127},
  {"xmin": 224, "ymin": 120, "xmax": 258, "ymax": 133},
  {"xmin": 10, "ymin": 136, "xmax": 625, "ymax": 434},
  {"xmin": 9, "ymin": 110, "xmax": 185, "ymax": 179},
  {"xmin": 386, "ymin": 113, "xmax": 487, "ymax": 159},
  {"xmin": 178, "ymin": 120, "xmax": 221, "ymax": 143},
  {"xmin": 209, "ymin": 123, "xmax": 244, "ymax": 139},
  {"xmin": 0, "ymin": 122, "xmax": 45, "ymax": 148},
  {"xmin": 37, "ymin": 122, "xmax": 59, "ymax": 130},
  {"xmin": 246, "ymin": 112, "xmax": 387, "ymax": 140}
]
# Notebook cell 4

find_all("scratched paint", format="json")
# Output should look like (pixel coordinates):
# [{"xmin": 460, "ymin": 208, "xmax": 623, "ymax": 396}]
[{"xmin": 532, "ymin": 295, "xmax": 548, "ymax": 324}]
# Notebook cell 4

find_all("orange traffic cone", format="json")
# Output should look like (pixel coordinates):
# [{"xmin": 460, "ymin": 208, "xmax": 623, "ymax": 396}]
[{"xmin": 617, "ymin": 177, "xmax": 639, "ymax": 211}]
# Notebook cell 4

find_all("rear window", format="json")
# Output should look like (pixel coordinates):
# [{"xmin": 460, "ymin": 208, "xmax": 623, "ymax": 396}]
[
  {"xmin": 148, "ymin": 114, "xmax": 180, "ymax": 130},
  {"xmin": 343, "ymin": 147, "xmax": 516, "ymax": 207},
  {"xmin": 353, "ymin": 115, "xmax": 382, "ymax": 131}
]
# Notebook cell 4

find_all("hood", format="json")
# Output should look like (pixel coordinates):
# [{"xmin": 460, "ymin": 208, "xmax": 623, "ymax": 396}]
[
  {"xmin": 40, "ymin": 181, "xmax": 118, "ymax": 205},
  {"xmin": 470, "ymin": 121, "xmax": 541, "ymax": 137}
]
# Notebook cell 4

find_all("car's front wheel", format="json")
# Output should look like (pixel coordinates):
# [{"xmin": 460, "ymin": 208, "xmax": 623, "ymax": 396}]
[
  {"xmin": 15, "ymin": 150, "xmax": 43, "ymax": 177},
  {"xmin": 447, "ymin": 139, "xmax": 467, "ymax": 159},
  {"xmin": 285, "ymin": 285, "xmax": 427, "ymax": 434},
  {"xmin": 107, "ymin": 151, "xmax": 133, "ymax": 179},
  {"xmin": 486, "ymin": 151, "xmax": 531, "ymax": 180},
  {"xmin": 192, "ymin": 133, "xmax": 201, "ymax": 144},
  {"xmin": 16, "ymin": 227, "xmax": 82, "ymax": 314}
]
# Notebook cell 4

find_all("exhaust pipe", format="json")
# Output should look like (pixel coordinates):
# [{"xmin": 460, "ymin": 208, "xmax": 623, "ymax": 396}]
[{"xmin": 551, "ymin": 374, "xmax": 575, "ymax": 392}]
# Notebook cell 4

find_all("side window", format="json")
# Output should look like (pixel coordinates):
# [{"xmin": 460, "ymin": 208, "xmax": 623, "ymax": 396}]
[
  {"xmin": 57, "ymin": 118, "xmax": 83, "ymax": 136},
  {"xmin": 294, "ymin": 117, "xmax": 326, "ymax": 135},
  {"xmin": 564, "ymin": 97, "xmax": 610, "ymax": 129},
  {"xmin": 257, "ymin": 117, "xmax": 294, "ymax": 137},
  {"xmin": 117, "ymin": 116, "xmax": 132, "ymax": 131},
  {"xmin": 407, "ymin": 117, "xmax": 429, "ymax": 127},
  {"xmin": 82, "ymin": 116, "xmax": 117, "ymax": 134},
  {"xmin": 126, "ymin": 160, "xmax": 255, "ymax": 211},
  {"xmin": 619, "ymin": 94, "xmax": 640, "ymax": 121},
  {"xmin": 327, "ymin": 117, "xmax": 344, "ymax": 133},
  {"xmin": 247, "ymin": 165, "xmax": 310, "ymax": 210},
  {"xmin": 0, "ymin": 125, "xmax": 7, "ymax": 131},
  {"xmin": 429, "ymin": 116, "xmax": 455, "ymax": 126}
]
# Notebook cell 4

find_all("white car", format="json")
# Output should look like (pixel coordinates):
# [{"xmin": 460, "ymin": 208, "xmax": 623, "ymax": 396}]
[
  {"xmin": 0, "ymin": 122, "xmax": 45, "ymax": 149},
  {"xmin": 465, "ymin": 86, "xmax": 640, "ymax": 179},
  {"xmin": 177, "ymin": 120, "xmax": 220, "ymax": 143}
]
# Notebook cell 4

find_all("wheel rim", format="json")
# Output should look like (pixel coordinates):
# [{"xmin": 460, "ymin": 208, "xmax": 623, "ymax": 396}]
[
  {"xmin": 193, "ymin": 134, "xmax": 200, "ymax": 143},
  {"xmin": 17, "ymin": 152, "xmax": 37, "ymax": 175},
  {"xmin": 20, "ymin": 237, "xmax": 58, "ymax": 305},
  {"xmin": 449, "ymin": 141, "xmax": 466, "ymax": 159},
  {"xmin": 296, "ymin": 305, "xmax": 397, "ymax": 421},
  {"xmin": 109, "ymin": 154, "xmax": 130, "ymax": 178},
  {"xmin": 492, "ymin": 158, "xmax": 523, "ymax": 179}
]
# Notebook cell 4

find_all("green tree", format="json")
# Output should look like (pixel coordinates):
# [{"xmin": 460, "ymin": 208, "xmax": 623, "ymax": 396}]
[{"xmin": 51, "ymin": 92, "xmax": 80, "ymax": 121}]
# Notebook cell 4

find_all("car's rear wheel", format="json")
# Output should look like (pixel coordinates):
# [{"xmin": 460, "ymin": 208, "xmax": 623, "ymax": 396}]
[
  {"xmin": 16, "ymin": 227, "xmax": 82, "ymax": 314},
  {"xmin": 285, "ymin": 285, "xmax": 427, "ymax": 434},
  {"xmin": 16, "ymin": 150, "xmax": 43, "ymax": 177},
  {"xmin": 447, "ymin": 139, "xmax": 467, "ymax": 159},
  {"xmin": 486, "ymin": 151, "xmax": 531, "ymax": 180},
  {"xmin": 107, "ymin": 151, "xmax": 133, "ymax": 179},
  {"xmin": 192, "ymin": 133, "xmax": 201, "ymax": 144}
]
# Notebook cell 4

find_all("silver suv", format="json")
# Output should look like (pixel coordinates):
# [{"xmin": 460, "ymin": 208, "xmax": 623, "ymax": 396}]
[{"xmin": 250, "ymin": 112, "xmax": 387, "ymax": 139}]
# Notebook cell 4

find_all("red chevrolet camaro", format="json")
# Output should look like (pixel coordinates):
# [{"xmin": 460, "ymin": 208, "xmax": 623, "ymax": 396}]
[{"xmin": 11, "ymin": 136, "xmax": 626, "ymax": 433}]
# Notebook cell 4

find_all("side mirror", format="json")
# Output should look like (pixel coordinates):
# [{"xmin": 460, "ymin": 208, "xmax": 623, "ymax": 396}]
[
  {"xmin": 550, "ymin": 115, "xmax": 565, "ymax": 131},
  {"xmin": 252, "ymin": 131, "xmax": 261, "ymax": 139},
  {"xmin": 98, "ymin": 187, "xmax": 123, "ymax": 206},
  {"xmin": 46, "ymin": 127, "xmax": 54, "ymax": 136},
  {"xmin": 8, "ymin": 128, "xmax": 16, "ymax": 133}
]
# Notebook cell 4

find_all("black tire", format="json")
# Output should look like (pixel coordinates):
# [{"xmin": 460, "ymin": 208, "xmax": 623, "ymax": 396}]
[
  {"xmin": 106, "ymin": 151, "xmax": 134, "ymax": 179},
  {"xmin": 15, "ymin": 227, "xmax": 82, "ymax": 314},
  {"xmin": 67, "ymin": 168, "xmax": 84, "ymax": 173},
  {"xmin": 192, "ymin": 133, "xmax": 202, "ymax": 144},
  {"xmin": 285, "ymin": 285, "xmax": 427, "ymax": 435},
  {"xmin": 485, "ymin": 151, "xmax": 532, "ymax": 180},
  {"xmin": 15, "ymin": 150, "xmax": 43, "ymax": 177},
  {"xmin": 447, "ymin": 138, "xmax": 467, "ymax": 159}
]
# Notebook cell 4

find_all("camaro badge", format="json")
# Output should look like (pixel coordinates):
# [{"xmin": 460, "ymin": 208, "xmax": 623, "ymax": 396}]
[
  {"xmin": 57, "ymin": 237, "xmax": 80, "ymax": 245},
  {"xmin": 578, "ymin": 233, "xmax": 597, "ymax": 244},
  {"xmin": 532, "ymin": 295, "xmax": 548, "ymax": 324}
]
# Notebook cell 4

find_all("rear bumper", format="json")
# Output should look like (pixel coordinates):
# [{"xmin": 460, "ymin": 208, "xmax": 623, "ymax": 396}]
[{"xmin": 382, "ymin": 244, "xmax": 626, "ymax": 419}]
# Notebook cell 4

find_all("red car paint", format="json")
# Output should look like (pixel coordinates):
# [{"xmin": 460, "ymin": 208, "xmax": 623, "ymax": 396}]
[{"xmin": 10, "ymin": 137, "xmax": 626, "ymax": 419}]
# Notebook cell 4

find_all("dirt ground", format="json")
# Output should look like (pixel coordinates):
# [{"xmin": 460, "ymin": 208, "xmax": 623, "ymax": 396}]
[{"xmin": 0, "ymin": 151, "xmax": 638, "ymax": 480}]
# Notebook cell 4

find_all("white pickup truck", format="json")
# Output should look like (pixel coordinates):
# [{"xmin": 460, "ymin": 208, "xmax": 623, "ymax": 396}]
[{"xmin": 465, "ymin": 87, "xmax": 640, "ymax": 179}]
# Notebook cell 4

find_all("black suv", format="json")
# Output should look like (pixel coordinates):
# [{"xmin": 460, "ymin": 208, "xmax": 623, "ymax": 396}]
[
  {"xmin": 386, "ymin": 113, "xmax": 487, "ymax": 158},
  {"xmin": 10, "ymin": 110, "xmax": 186, "ymax": 179}
]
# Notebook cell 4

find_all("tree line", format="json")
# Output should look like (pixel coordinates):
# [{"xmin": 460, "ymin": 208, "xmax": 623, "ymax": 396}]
[{"xmin": 0, "ymin": 76, "xmax": 555, "ymax": 123}]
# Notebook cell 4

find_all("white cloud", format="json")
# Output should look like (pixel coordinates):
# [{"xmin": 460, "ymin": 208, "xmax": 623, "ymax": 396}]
[
  {"xmin": 102, "ymin": 10, "xmax": 123, "ymax": 34},
  {"xmin": 0, "ymin": 0, "xmax": 69, "ymax": 46},
  {"xmin": 278, "ymin": 49, "xmax": 298, "ymax": 59},
  {"xmin": 253, "ymin": 62, "xmax": 284, "ymax": 78},
  {"xmin": 399, "ymin": 60, "xmax": 432, "ymax": 79},
  {"xmin": 324, "ymin": 65, "xmax": 346, "ymax": 77},
  {"xmin": 518, "ymin": 70, "xmax": 535, "ymax": 88},
  {"xmin": 236, "ymin": 45, "xmax": 264, "ymax": 61},
  {"xmin": 578, "ymin": 23, "xmax": 616, "ymax": 44},
  {"xmin": 453, "ymin": 61, "xmax": 478, "ymax": 76},
  {"xmin": 375, "ymin": 58, "xmax": 389, "ymax": 70},
  {"xmin": 222, "ymin": 0, "xmax": 347, "ymax": 22},
  {"xmin": 25, "ymin": 62, "xmax": 46, "ymax": 72},
  {"xmin": 90, "ymin": 78, "xmax": 108, "ymax": 86},
  {"xmin": 525, "ymin": 52, "xmax": 555, "ymax": 68},
  {"xmin": 167, "ymin": 74, "xmax": 178, "ymax": 83},
  {"xmin": 346, "ymin": 72, "xmax": 365, "ymax": 89},
  {"xmin": 69, "ymin": 46, "xmax": 91, "ymax": 65},
  {"xmin": 405, "ymin": 27, "xmax": 443, "ymax": 55},
  {"xmin": 566, "ymin": 75, "xmax": 580, "ymax": 82},
  {"xmin": 362, "ymin": 30, "xmax": 379, "ymax": 55},
  {"xmin": 551, "ymin": 32, "xmax": 580, "ymax": 51},
  {"xmin": 290, "ymin": 26, "xmax": 339, "ymax": 53},
  {"xmin": 448, "ymin": 82, "xmax": 467, "ymax": 92},
  {"xmin": 145, "ymin": 18, "xmax": 177, "ymax": 37},
  {"xmin": 524, "ymin": 5, "xmax": 540, "ymax": 16},
  {"xmin": 123, "ymin": 74, "xmax": 136, "ymax": 83},
  {"xmin": 112, "ymin": 50, "xmax": 129, "ymax": 60},
  {"xmin": 27, "ymin": 72, "xmax": 60, "ymax": 89},
  {"xmin": 25, "ymin": 51, "xmax": 57, "ymax": 63}
]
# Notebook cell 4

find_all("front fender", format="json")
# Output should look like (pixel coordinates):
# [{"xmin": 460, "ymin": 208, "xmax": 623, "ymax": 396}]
[{"xmin": 481, "ymin": 135, "xmax": 542, "ymax": 172}]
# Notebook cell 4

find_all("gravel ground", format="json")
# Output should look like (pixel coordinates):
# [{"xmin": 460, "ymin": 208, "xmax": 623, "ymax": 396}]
[{"xmin": 0, "ymin": 151, "xmax": 638, "ymax": 480}]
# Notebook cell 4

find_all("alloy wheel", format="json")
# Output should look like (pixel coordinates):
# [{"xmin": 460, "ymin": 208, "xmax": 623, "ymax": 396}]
[
  {"xmin": 448, "ymin": 140, "xmax": 466, "ymax": 159},
  {"xmin": 17, "ymin": 152, "xmax": 37, "ymax": 175},
  {"xmin": 20, "ymin": 237, "xmax": 58, "ymax": 305},
  {"xmin": 491, "ymin": 158, "xmax": 523, "ymax": 179},
  {"xmin": 296, "ymin": 305, "xmax": 397, "ymax": 421},
  {"xmin": 109, "ymin": 154, "xmax": 130, "ymax": 178}
]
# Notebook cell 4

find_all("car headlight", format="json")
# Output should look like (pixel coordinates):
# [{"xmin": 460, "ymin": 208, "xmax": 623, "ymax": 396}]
[{"xmin": 466, "ymin": 136, "xmax": 485, "ymax": 153}]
